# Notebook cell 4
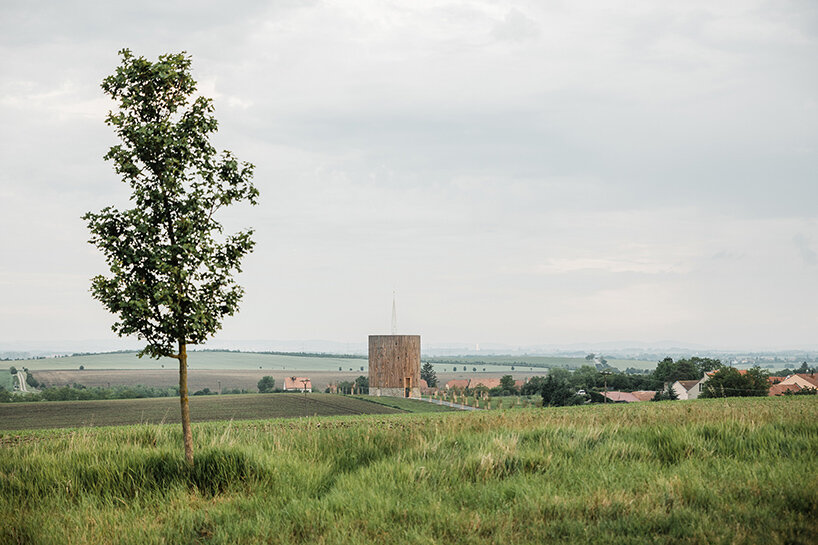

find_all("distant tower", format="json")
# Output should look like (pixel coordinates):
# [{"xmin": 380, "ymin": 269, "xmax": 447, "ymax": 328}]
[
  {"xmin": 391, "ymin": 291, "xmax": 397, "ymax": 335},
  {"xmin": 369, "ymin": 292, "xmax": 421, "ymax": 398}
]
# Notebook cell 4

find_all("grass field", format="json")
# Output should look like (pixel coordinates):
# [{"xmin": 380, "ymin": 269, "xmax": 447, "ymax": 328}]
[
  {"xmin": 350, "ymin": 395, "xmax": 458, "ymax": 413},
  {"xmin": 1, "ymin": 396, "xmax": 816, "ymax": 544},
  {"xmin": 0, "ymin": 370, "xmax": 14, "ymax": 391},
  {"xmin": 0, "ymin": 394, "xmax": 405, "ymax": 430},
  {"xmin": 14, "ymin": 351, "xmax": 371, "ymax": 372}
]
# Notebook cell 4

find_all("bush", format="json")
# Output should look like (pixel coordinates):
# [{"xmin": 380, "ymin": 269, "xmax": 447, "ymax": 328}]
[{"xmin": 257, "ymin": 376, "xmax": 275, "ymax": 393}]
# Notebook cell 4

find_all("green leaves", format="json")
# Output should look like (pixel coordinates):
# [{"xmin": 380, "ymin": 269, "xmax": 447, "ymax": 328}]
[{"xmin": 86, "ymin": 50, "xmax": 258, "ymax": 359}]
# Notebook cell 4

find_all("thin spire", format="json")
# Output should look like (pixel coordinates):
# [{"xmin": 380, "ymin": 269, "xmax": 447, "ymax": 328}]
[{"xmin": 391, "ymin": 290, "xmax": 397, "ymax": 335}]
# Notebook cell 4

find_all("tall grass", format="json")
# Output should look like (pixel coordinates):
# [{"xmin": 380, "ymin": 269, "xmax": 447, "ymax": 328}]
[{"xmin": 1, "ymin": 397, "xmax": 816, "ymax": 544}]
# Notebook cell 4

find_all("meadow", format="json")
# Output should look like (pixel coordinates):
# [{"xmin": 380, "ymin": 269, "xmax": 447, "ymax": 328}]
[{"xmin": 1, "ymin": 396, "xmax": 816, "ymax": 544}]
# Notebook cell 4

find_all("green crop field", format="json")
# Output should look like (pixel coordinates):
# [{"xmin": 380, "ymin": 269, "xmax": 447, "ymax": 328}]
[
  {"xmin": 0, "ymin": 394, "xmax": 407, "ymax": 430},
  {"xmin": 0, "ymin": 370, "xmax": 14, "ymax": 391},
  {"xmin": 13, "ymin": 351, "xmax": 370, "ymax": 372},
  {"xmin": 1, "ymin": 396, "xmax": 816, "ymax": 544}
]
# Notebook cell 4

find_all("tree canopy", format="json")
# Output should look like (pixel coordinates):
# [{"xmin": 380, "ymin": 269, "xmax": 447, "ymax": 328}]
[{"xmin": 421, "ymin": 362, "xmax": 437, "ymax": 388}]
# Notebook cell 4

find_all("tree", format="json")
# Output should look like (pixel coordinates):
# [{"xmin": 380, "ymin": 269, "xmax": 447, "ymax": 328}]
[
  {"xmin": 257, "ymin": 376, "xmax": 276, "ymax": 393},
  {"xmin": 700, "ymin": 366, "xmax": 769, "ymax": 398},
  {"xmin": 354, "ymin": 375, "xmax": 369, "ymax": 394},
  {"xmin": 652, "ymin": 382, "xmax": 679, "ymax": 401},
  {"xmin": 420, "ymin": 362, "xmax": 437, "ymax": 388},
  {"xmin": 499, "ymin": 374, "xmax": 517, "ymax": 395},
  {"xmin": 654, "ymin": 357, "xmax": 704, "ymax": 384},
  {"xmin": 84, "ymin": 50, "xmax": 258, "ymax": 464},
  {"xmin": 540, "ymin": 372, "xmax": 584, "ymax": 407}
]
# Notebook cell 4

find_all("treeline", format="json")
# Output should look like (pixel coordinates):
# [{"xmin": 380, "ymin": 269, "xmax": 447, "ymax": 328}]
[
  {"xmin": 0, "ymin": 383, "xmax": 250, "ymax": 403},
  {"xmin": 195, "ymin": 349, "xmax": 368, "ymax": 360}
]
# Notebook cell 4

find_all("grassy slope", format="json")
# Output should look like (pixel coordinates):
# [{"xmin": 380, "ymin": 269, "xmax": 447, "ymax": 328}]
[
  {"xmin": 0, "ymin": 394, "xmax": 402, "ymax": 430},
  {"xmin": 1, "ymin": 397, "xmax": 816, "ymax": 544},
  {"xmin": 350, "ymin": 395, "xmax": 458, "ymax": 413},
  {"xmin": 0, "ymin": 370, "xmax": 14, "ymax": 391}
]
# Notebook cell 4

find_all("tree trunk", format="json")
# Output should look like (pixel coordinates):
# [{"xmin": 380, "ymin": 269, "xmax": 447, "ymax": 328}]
[{"xmin": 178, "ymin": 340, "xmax": 194, "ymax": 465}]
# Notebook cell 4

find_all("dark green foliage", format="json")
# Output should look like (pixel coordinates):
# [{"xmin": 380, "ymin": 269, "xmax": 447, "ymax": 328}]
[
  {"xmin": 354, "ymin": 375, "xmax": 369, "ymax": 393},
  {"xmin": 25, "ymin": 372, "xmax": 39, "ymax": 388},
  {"xmin": 9, "ymin": 366, "xmax": 17, "ymax": 375},
  {"xmin": 257, "ymin": 376, "xmax": 275, "ymax": 393},
  {"xmin": 653, "ymin": 357, "xmax": 709, "ymax": 384},
  {"xmin": 192, "ymin": 388, "xmax": 215, "ymax": 396},
  {"xmin": 83, "ymin": 49, "xmax": 258, "ymax": 360},
  {"xmin": 701, "ymin": 366, "xmax": 770, "ymax": 398},
  {"xmin": 1, "ymin": 383, "xmax": 180, "ymax": 403},
  {"xmin": 785, "ymin": 387, "xmax": 817, "ymax": 396},
  {"xmin": 521, "ymin": 376, "xmax": 547, "ymax": 395},
  {"xmin": 541, "ymin": 369, "xmax": 585, "ymax": 407},
  {"xmin": 652, "ymin": 382, "xmax": 679, "ymax": 401},
  {"xmin": 499, "ymin": 374, "xmax": 516, "ymax": 394},
  {"xmin": 420, "ymin": 362, "xmax": 437, "ymax": 388}
]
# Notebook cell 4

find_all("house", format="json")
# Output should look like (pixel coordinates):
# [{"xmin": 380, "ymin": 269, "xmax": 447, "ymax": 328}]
[
  {"xmin": 470, "ymin": 378, "xmax": 502, "ymax": 391},
  {"xmin": 670, "ymin": 375, "xmax": 709, "ymax": 400},
  {"xmin": 445, "ymin": 379, "xmax": 470, "ymax": 391},
  {"xmin": 671, "ymin": 380, "xmax": 700, "ymax": 400},
  {"xmin": 284, "ymin": 376, "xmax": 312, "ymax": 392},
  {"xmin": 769, "ymin": 383, "xmax": 802, "ymax": 396},
  {"xmin": 778, "ymin": 373, "xmax": 818, "ymax": 390}
]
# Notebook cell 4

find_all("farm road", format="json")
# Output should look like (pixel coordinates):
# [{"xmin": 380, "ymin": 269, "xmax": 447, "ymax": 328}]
[{"xmin": 17, "ymin": 370, "xmax": 28, "ymax": 393}]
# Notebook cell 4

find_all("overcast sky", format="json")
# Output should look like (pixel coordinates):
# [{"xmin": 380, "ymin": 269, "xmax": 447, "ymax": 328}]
[{"xmin": 1, "ymin": 0, "xmax": 817, "ymax": 351}]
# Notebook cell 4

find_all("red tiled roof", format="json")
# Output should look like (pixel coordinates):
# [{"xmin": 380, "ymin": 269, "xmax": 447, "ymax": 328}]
[
  {"xmin": 794, "ymin": 373, "xmax": 818, "ymax": 388},
  {"xmin": 769, "ymin": 383, "xmax": 801, "ymax": 396},
  {"xmin": 631, "ymin": 390, "xmax": 658, "ymax": 401},
  {"xmin": 284, "ymin": 376, "xmax": 311, "ymax": 390},
  {"xmin": 446, "ymin": 379, "xmax": 470, "ymax": 390},
  {"xmin": 602, "ymin": 391, "xmax": 640, "ymax": 403},
  {"xmin": 768, "ymin": 376, "xmax": 788, "ymax": 384},
  {"xmin": 470, "ymin": 378, "xmax": 502, "ymax": 390}
]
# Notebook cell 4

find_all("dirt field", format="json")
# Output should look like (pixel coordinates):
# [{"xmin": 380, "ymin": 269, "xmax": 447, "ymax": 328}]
[
  {"xmin": 32, "ymin": 369, "xmax": 551, "ymax": 393},
  {"xmin": 0, "ymin": 393, "xmax": 405, "ymax": 430}
]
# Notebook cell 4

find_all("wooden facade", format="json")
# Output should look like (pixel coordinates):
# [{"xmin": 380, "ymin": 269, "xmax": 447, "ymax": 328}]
[{"xmin": 368, "ymin": 335, "xmax": 421, "ymax": 398}]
